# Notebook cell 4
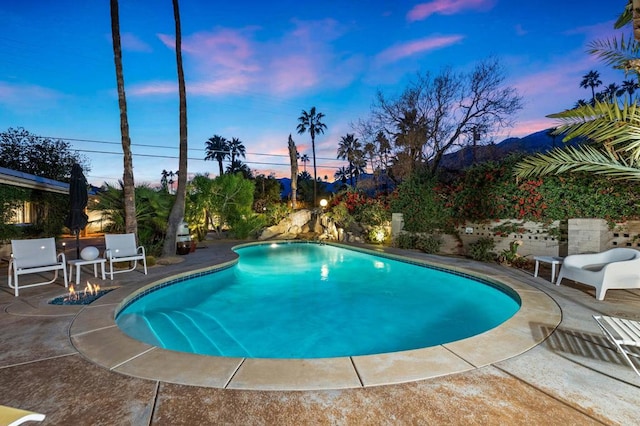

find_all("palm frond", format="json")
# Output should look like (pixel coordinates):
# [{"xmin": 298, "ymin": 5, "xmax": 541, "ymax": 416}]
[
  {"xmin": 614, "ymin": 0, "xmax": 632, "ymax": 29},
  {"xmin": 587, "ymin": 34, "xmax": 640, "ymax": 75},
  {"xmin": 547, "ymin": 100, "xmax": 640, "ymax": 160},
  {"xmin": 514, "ymin": 145, "xmax": 640, "ymax": 181}
]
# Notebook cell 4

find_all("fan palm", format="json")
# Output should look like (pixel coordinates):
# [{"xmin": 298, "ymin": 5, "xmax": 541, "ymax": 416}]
[
  {"xmin": 337, "ymin": 133, "xmax": 363, "ymax": 186},
  {"xmin": 297, "ymin": 106, "xmax": 327, "ymax": 206},
  {"xmin": 579, "ymin": 70, "xmax": 602, "ymax": 102},
  {"xmin": 229, "ymin": 137, "xmax": 246, "ymax": 163},
  {"xmin": 205, "ymin": 135, "xmax": 229, "ymax": 176}
]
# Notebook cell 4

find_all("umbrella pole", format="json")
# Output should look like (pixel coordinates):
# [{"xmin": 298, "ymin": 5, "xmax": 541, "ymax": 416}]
[{"xmin": 76, "ymin": 230, "xmax": 80, "ymax": 259}]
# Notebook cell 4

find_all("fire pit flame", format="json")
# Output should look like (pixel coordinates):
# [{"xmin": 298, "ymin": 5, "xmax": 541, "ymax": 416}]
[{"xmin": 65, "ymin": 282, "xmax": 101, "ymax": 303}]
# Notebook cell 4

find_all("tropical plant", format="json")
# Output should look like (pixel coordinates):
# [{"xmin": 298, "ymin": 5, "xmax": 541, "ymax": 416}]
[
  {"xmin": 468, "ymin": 237, "xmax": 496, "ymax": 262},
  {"xmin": 515, "ymin": 2, "xmax": 640, "ymax": 183},
  {"xmin": 205, "ymin": 135, "xmax": 229, "ymax": 176},
  {"xmin": 162, "ymin": 0, "xmax": 189, "ymax": 258},
  {"xmin": 93, "ymin": 183, "xmax": 173, "ymax": 255},
  {"xmin": 226, "ymin": 160, "xmax": 252, "ymax": 178},
  {"xmin": 109, "ymin": 0, "xmax": 138, "ymax": 236},
  {"xmin": 297, "ymin": 106, "xmax": 327, "ymax": 206}
]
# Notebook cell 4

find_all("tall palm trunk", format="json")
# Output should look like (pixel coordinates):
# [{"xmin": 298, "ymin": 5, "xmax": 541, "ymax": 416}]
[
  {"xmin": 311, "ymin": 133, "xmax": 317, "ymax": 205},
  {"xmin": 288, "ymin": 134, "xmax": 298, "ymax": 209},
  {"xmin": 110, "ymin": 0, "xmax": 137, "ymax": 236},
  {"xmin": 162, "ymin": 0, "xmax": 188, "ymax": 257}
]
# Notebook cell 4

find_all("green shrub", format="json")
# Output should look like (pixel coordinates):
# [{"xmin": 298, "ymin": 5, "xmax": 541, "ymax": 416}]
[
  {"xmin": 390, "ymin": 174, "xmax": 451, "ymax": 233},
  {"xmin": 265, "ymin": 203, "xmax": 291, "ymax": 226},
  {"xmin": 393, "ymin": 232, "xmax": 417, "ymax": 249},
  {"xmin": 468, "ymin": 237, "xmax": 496, "ymax": 262},
  {"xmin": 229, "ymin": 214, "xmax": 266, "ymax": 239},
  {"xmin": 415, "ymin": 234, "xmax": 442, "ymax": 254}
]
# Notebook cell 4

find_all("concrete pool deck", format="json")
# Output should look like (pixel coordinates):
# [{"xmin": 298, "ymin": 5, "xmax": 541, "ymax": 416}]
[{"xmin": 1, "ymin": 238, "xmax": 640, "ymax": 424}]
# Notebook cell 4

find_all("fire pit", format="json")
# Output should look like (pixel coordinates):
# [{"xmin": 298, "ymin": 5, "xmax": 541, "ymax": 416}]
[{"xmin": 49, "ymin": 282, "xmax": 115, "ymax": 305}]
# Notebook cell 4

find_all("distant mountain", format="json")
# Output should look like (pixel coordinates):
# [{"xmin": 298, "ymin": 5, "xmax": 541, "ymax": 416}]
[
  {"xmin": 278, "ymin": 128, "xmax": 580, "ymax": 196},
  {"xmin": 439, "ymin": 128, "xmax": 581, "ymax": 170}
]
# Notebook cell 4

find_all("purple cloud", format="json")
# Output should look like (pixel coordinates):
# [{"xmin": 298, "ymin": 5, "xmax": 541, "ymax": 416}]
[
  {"xmin": 376, "ymin": 35, "xmax": 464, "ymax": 63},
  {"xmin": 121, "ymin": 33, "xmax": 152, "ymax": 52},
  {"xmin": 407, "ymin": 0, "xmax": 495, "ymax": 22}
]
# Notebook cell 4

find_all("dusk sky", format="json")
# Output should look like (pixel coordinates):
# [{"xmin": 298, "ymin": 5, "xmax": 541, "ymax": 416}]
[{"xmin": 0, "ymin": 0, "xmax": 625, "ymax": 187}]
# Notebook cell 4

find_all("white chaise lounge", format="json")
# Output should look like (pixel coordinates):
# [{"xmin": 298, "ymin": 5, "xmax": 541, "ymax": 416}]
[
  {"xmin": 593, "ymin": 315, "xmax": 640, "ymax": 377},
  {"xmin": 8, "ymin": 237, "xmax": 68, "ymax": 297},
  {"xmin": 104, "ymin": 233, "xmax": 147, "ymax": 280},
  {"xmin": 555, "ymin": 247, "xmax": 640, "ymax": 300}
]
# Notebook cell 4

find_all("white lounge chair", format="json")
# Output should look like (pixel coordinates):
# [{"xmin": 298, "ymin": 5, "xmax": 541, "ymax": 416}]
[
  {"xmin": 8, "ymin": 237, "xmax": 68, "ymax": 297},
  {"xmin": 0, "ymin": 405, "xmax": 45, "ymax": 425},
  {"xmin": 104, "ymin": 233, "xmax": 147, "ymax": 280},
  {"xmin": 555, "ymin": 247, "xmax": 640, "ymax": 300},
  {"xmin": 593, "ymin": 315, "xmax": 640, "ymax": 377}
]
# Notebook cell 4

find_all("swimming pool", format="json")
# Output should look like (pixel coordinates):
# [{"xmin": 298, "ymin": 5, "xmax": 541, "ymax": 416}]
[{"xmin": 116, "ymin": 242, "xmax": 520, "ymax": 359}]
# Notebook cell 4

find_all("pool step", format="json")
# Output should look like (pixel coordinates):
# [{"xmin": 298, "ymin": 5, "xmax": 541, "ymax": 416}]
[{"xmin": 144, "ymin": 309, "xmax": 250, "ymax": 356}]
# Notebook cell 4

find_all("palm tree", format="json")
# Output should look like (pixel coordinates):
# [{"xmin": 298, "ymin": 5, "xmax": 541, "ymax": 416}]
[
  {"xmin": 162, "ymin": 0, "xmax": 188, "ymax": 257},
  {"xmin": 297, "ymin": 106, "xmax": 327, "ymax": 206},
  {"xmin": 516, "ymin": 3, "xmax": 640, "ymax": 183},
  {"xmin": 160, "ymin": 169, "xmax": 169, "ymax": 192},
  {"xmin": 620, "ymin": 79, "xmax": 639, "ymax": 96},
  {"xmin": 601, "ymin": 83, "xmax": 621, "ymax": 101},
  {"xmin": 300, "ymin": 154, "xmax": 310, "ymax": 173},
  {"xmin": 334, "ymin": 166, "xmax": 349, "ymax": 185},
  {"xmin": 579, "ymin": 70, "xmax": 602, "ymax": 102},
  {"xmin": 109, "ymin": 0, "xmax": 138, "ymax": 236},
  {"xmin": 337, "ymin": 133, "xmax": 363, "ymax": 186},
  {"xmin": 204, "ymin": 135, "xmax": 229, "ymax": 176},
  {"xmin": 229, "ymin": 137, "xmax": 246, "ymax": 164},
  {"xmin": 226, "ymin": 159, "xmax": 252, "ymax": 179}
]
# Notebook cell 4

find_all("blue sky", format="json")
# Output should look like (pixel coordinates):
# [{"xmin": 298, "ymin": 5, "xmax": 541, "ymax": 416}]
[{"xmin": 0, "ymin": 0, "xmax": 625, "ymax": 186}]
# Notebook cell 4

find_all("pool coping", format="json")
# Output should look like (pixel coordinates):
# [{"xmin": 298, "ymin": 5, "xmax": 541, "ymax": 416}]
[{"xmin": 67, "ymin": 242, "xmax": 562, "ymax": 391}]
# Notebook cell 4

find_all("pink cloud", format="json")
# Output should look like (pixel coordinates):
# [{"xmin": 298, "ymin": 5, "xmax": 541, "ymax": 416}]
[
  {"xmin": 269, "ymin": 55, "xmax": 319, "ymax": 93},
  {"xmin": 376, "ymin": 35, "xmax": 464, "ymax": 63},
  {"xmin": 507, "ymin": 119, "xmax": 556, "ymax": 138},
  {"xmin": 143, "ymin": 19, "xmax": 361, "ymax": 98},
  {"xmin": 159, "ymin": 29, "xmax": 260, "ymax": 72},
  {"xmin": 407, "ymin": 0, "xmax": 495, "ymax": 22},
  {"xmin": 121, "ymin": 33, "xmax": 152, "ymax": 52},
  {"xmin": 128, "ymin": 81, "xmax": 176, "ymax": 96}
]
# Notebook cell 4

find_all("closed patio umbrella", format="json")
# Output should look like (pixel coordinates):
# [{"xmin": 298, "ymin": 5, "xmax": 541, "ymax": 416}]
[{"xmin": 64, "ymin": 163, "xmax": 89, "ymax": 259}]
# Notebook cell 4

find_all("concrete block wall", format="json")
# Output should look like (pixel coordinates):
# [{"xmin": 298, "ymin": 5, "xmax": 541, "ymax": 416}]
[
  {"xmin": 456, "ymin": 219, "xmax": 567, "ymax": 257},
  {"xmin": 608, "ymin": 220, "xmax": 640, "ymax": 250},
  {"xmin": 567, "ymin": 218, "xmax": 608, "ymax": 254}
]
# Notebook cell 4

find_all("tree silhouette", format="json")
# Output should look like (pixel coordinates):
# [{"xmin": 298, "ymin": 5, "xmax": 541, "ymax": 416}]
[
  {"xmin": 579, "ymin": 70, "xmax": 602, "ymax": 103},
  {"xmin": 297, "ymin": 106, "xmax": 327, "ymax": 207}
]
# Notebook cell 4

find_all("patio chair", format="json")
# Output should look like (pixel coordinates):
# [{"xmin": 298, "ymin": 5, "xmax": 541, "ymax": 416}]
[
  {"xmin": 104, "ymin": 233, "xmax": 147, "ymax": 280},
  {"xmin": 593, "ymin": 315, "xmax": 640, "ymax": 377},
  {"xmin": 0, "ymin": 405, "xmax": 45, "ymax": 425},
  {"xmin": 555, "ymin": 247, "xmax": 640, "ymax": 300},
  {"xmin": 8, "ymin": 237, "xmax": 68, "ymax": 297}
]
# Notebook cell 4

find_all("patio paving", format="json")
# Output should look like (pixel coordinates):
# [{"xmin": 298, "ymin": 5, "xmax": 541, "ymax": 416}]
[{"xmin": 1, "ymin": 238, "xmax": 639, "ymax": 425}]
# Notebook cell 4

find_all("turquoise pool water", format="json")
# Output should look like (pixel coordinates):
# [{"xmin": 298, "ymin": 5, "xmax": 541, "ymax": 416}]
[{"xmin": 116, "ymin": 243, "xmax": 520, "ymax": 359}]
